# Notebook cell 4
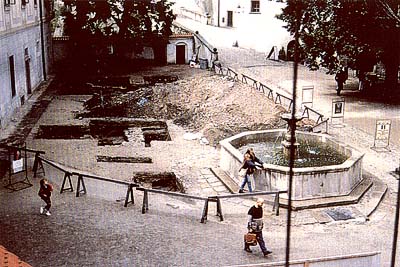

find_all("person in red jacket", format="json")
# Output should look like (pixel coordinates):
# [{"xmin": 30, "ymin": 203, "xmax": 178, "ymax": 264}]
[{"xmin": 38, "ymin": 178, "xmax": 53, "ymax": 216}]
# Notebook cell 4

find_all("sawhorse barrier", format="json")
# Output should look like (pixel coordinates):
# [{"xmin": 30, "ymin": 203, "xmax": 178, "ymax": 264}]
[
  {"xmin": 71, "ymin": 172, "xmax": 138, "ymax": 207},
  {"xmin": 33, "ymin": 151, "xmax": 46, "ymax": 178},
  {"xmin": 136, "ymin": 187, "xmax": 286, "ymax": 224},
  {"xmin": 259, "ymin": 82, "xmax": 274, "ymax": 100},
  {"xmin": 207, "ymin": 190, "xmax": 287, "ymax": 222},
  {"xmin": 136, "ymin": 187, "xmax": 212, "ymax": 223},
  {"xmin": 227, "ymin": 67, "xmax": 239, "ymax": 81},
  {"xmin": 275, "ymin": 92, "xmax": 293, "ymax": 112},
  {"xmin": 241, "ymin": 74, "xmax": 259, "ymax": 90},
  {"xmin": 35, "ymin": 156, "xmax": 73, "ymax": 194},
  {"xmin": 34, "ymin": 155, "xmax": 137, "ymax": 208}
]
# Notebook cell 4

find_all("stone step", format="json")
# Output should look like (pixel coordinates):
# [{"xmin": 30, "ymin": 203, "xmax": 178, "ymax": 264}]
[
  {"xmin": 279, "ymin": 174, "xmax": 374, "ymax": 211},
  {"xmin": 355, "ymin": 172, "xmax": 388, "ymax": 219},
  {"xmin": 210, "ymin": 167, "xmax": 239, "ymax": 193}
]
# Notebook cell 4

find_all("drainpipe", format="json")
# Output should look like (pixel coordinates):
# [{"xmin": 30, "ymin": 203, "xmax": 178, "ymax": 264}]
[
  {"xmin": 38, "ymin": 0, "xmax": 47, "ymax": 80},
  {"xmin": 217, "ymin": 0, "xmax": 220, "ymax": 27}
]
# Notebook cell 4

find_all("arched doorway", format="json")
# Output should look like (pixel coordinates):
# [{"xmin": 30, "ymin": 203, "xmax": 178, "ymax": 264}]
[{"xmin": 176, "ymin": 44, "xmax": 186, "ymax": 64}]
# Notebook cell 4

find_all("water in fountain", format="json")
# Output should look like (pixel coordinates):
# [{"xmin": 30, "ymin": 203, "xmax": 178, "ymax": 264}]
[{"xmin": 238, "ymin": 136, "xmax": 347, "ymax": 168}]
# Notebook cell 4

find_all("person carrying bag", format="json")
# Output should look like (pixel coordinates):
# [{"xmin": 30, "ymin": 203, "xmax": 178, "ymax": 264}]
[{"xmin": 244, "ymin": 198, "xmax": 272, "ymax": 257}]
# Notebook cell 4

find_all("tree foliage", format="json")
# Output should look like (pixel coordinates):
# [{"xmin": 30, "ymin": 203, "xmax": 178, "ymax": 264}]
[
  {"xmin": 278, "ymin": 0, "xmax": 399, "ymax": 88},
  {"xmin": 62, "ymin": 0, "xmax": 175, "ymax": 69}
]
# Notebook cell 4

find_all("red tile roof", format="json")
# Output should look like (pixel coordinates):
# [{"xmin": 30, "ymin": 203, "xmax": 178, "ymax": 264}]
[{"xmin": 0, "ymin": 246, "xmax": 32, "ymax": 267}]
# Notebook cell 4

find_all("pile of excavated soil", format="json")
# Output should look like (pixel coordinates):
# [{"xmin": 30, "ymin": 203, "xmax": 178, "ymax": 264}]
[{"xmin": 81, "ymin": 65, "xmax": 286, "ymax": 145}]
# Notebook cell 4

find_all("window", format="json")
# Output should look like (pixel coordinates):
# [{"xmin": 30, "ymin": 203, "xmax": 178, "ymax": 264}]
[
  {"xmin": 9, "ymin": 56, "xmax": 16, "ymax": 98},
  {"xmin": 21, "ymin": 0, "xmax": 28, "ymax": 7},
  {"xmin": 4, "ymin": 0, "xmax": 10, "ymax": 9},
  {"xmin": 251, "ymin": 0, "xmax": 260, "ymax": 13}
]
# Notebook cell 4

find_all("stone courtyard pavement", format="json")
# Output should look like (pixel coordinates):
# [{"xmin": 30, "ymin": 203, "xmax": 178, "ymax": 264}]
[{"xmin": 0, "ymin": 74, "xmax": 398, "ymax": 266}]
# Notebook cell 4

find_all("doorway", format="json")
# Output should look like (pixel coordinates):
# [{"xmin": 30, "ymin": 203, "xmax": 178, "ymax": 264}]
[
  {"xmin": 227, "ymin": 11, "xmax": 233, "ymax": 27},
  {"xmin": 176, "ymin": 44, "xmax": 186, "ymax": 64},
  {"xmin": 24, "ymin": 48, "xmax": 32, "ymax": 94}
]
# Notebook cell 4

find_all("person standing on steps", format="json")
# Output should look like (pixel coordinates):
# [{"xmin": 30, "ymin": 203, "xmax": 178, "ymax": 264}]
[
  {"xmin": 246, "ymin": 148, "xmax": 268, "ymax": 169},
  {"xmin": 38, "ymin": 178, "xmax": 53, "ymax": 216},
  {"xmin": 238, "ymin": 148, "xmax": 267, "ymax": 193},
  {"xmin": 238, "ymin": 153, "xmax": 257, "ymax": 193},
  {"xmin": 244, "ymin": 198, "xmax": 272, "ymax": 257}
]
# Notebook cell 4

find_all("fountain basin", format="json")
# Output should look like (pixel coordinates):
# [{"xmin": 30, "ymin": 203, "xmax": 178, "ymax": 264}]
[{"xmin": 219, "ymin": 130, "xmax": 364, "ymax": 200}]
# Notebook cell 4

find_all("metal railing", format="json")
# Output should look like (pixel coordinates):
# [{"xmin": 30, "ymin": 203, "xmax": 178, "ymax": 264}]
[{"xmin": 212, "ymin": 64, "xmax": 329, "ymax": 132}]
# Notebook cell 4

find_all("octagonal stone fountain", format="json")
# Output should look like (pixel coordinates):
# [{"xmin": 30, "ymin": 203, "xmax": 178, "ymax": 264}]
[{"xmin": 219, "ymin": 119, "xmax": 365, "ymax": 202}]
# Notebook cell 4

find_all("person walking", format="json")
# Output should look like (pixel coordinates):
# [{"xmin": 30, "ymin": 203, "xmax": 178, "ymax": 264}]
[
  {"xmin": 238, "ymin": 153, "xmax": 257, "ymax": 193},
  {"xmin": 244, "ymin": 198, "xmax": 272, "ymax": 257},
  {"xmin": 335, "ymin": 67, "xmax": 347, "ymax": 96},
  {"xmin": 38, "ymin": 178, "xmax": 53, "ymax": 216}
]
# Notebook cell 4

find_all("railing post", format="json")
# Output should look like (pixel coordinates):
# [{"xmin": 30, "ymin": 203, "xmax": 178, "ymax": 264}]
[
  {"xmin": 200, "ymin": 199, "xmax": 209, "ymax": 223},
  {"xmin": 142, "ymin": 189, "xmax": 148, "ymax": 214},
  {"xmin": 273, "ymin": 192, "xmax": 280, "ymax": 216},
  {"xmin": 124, "ymin": 184, "xmax": 135, "ymax": 207},
  {"xmin": 33, "ymin": 153, "xmax": 45, "ymax": 178},
  {"xmin": 216, "ymin": 197, "xmax": 224, "ymax": 221}
]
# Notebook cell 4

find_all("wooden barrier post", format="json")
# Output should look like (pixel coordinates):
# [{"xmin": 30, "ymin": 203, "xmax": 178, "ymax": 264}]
[
  {"xmin": 33, "ymin": 152, "xmax": 45, "ymax": 178},
  {"xmin": 273, "ymin": 192, "xmax": 280, "ymax": 216},
  {"xmin": 124, "ymin": 184, "xmax": 135, "ymax": 207},
  {"xmin": 60, "ymin": 172, "xmax": 73, "ymax": 194},
  {"xmin": 142, "ymin": 189, "xmax": 149, "ymax": 214},
  {"xmin": 76, "ymin": 174, "xmax": 87, "ymax": 197},
  {"xmin": 200, "ymin": 199, "xmax": 209, "ymax": 223},
  {"xmin": 216, "ymin": 197, "xmax": 224, "ymax": 221}
]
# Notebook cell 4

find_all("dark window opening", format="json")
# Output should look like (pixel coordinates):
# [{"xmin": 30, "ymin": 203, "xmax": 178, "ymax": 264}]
[
  {"xmin": 9, "ymin": 56, "xmax": 16, "ymax": 98},
  {"xmin": 251, "ymin": 0, "xmax": 260, "ymax": 13}
]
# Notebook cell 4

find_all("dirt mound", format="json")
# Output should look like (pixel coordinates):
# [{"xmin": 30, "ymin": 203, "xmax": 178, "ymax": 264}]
[{"xmin": 80, "ymin": 65, "xmax": 285, "ymax": 145}]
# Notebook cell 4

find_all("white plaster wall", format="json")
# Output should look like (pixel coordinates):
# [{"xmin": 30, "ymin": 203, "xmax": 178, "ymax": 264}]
[
  {"xmin": 0, "ymin": 26, "xmax": 48, "ymax": 128},
  {"xmin": 197, "ymin": 0, "xmax": 292, "ymax": 53},
  {"xmin": 167, "ymin": 38, "xmax": 194, "ymax": 64},
  {"xmin": 0, "ymin": 0, "xmax": 52, "ymax": 129}
]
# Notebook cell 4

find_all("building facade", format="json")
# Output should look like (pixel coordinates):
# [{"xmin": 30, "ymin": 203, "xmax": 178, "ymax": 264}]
[
  {"xmin": 174, "ymin": 0, "xmax": 292, "ymax": 54},
  {"xmin": 0, "ymin": 0, "xmax": 52, "ymax": 129}
]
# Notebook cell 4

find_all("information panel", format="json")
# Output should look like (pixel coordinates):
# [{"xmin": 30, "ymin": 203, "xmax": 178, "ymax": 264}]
[
  {"xmin": 331, "ymin": 98, "xmax": 345, "ymax": 126},
  {"xmin": 373, "ymin": 119, "xmax": 391, "ymax": 151}
]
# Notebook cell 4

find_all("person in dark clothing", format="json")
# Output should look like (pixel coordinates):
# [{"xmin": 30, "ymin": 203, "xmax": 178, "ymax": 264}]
[
  {"xmin": 238, "ymin": 148, "xmax": 267, "ymax": 193},
  {"xmin": 38, "ymin": 178, "xmax": 53, "ymax": 216},
  {"xmin": 246, "ymin": 148, "xmax": 267, "ymax": 169},
  {"xmin": 238, "ymin": 153, "xmax": 257, "ymax": 193},
  {"xmin": 244, "ymin": 198, "xmax": 272, "ymax": 257},
  {"xmin": 335, "ymin": 67, "xmax": 348, "ymax": 96}
]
